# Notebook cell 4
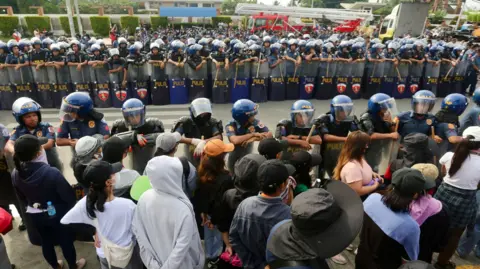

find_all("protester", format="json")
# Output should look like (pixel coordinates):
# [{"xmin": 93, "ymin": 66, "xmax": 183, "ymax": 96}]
[
  {"xmin": 434, "ymin": 126, "xmax": 480, "ymax": 269},
  {"xmin": 102, "ymin": 137, "xmax": 140, "ymax": 199},
  {"xmin": 456, "ymin": 190, "xmax": 480, "ymax": 259},
  {"xmin": 265, "ymin": 180, "xmax": 363, "ymax": 269},
  {"xmin": 289, "ymin": 151, "xmax": 322, "ymax": 194},
  {"xmin": 258, "ymin": 138, "xmax": 285, "ymax": 160},
  {"xmin": 229, "ymin": 159, "xmax": 292, "ymax": 269},
  {"xmin": 11, "ymin": 135, "xmax": 85, "ymax": 269},
  {"xmin": 61, "ymin": 161, "xmax": 142, "ymax": 269},
  {"xmin": 132, "ymin": 156, "xmax": 205, "ymax": 269},
  {"xmin": 196, "ymin": 139, "xmax": 234, "ymax": 268},
  {"xmin": 72, "ymin": 136, "xmax": 103, "ymax": 189},
  {"xmin": 356, "ymin": 168, "xmax": 425, "ymax": 269}
]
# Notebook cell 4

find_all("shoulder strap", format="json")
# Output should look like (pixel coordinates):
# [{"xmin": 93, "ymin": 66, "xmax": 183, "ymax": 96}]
[
  {"xmin": 178, "ymin": 156, "xmax": 191, "ymax": 195},
  {"xmin": 269, "ymin": 259, "xmax": 311, "ymax": 269}
]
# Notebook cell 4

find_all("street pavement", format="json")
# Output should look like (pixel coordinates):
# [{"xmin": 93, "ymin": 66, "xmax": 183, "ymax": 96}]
[{"xmin": 2, "ymin": 99, "xmax": 480, "ymax": 269}]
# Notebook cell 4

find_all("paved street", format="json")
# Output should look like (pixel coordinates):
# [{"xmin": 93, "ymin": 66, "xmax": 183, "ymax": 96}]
[{"xmin": 2, "ymin": 98, "xmax": 480, "ymax": 269}]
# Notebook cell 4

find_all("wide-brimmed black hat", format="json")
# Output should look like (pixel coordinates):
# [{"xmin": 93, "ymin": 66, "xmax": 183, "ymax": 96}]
[{"xmin": 267, "ymin": 180, "xmax": 363, "ymax": 260}]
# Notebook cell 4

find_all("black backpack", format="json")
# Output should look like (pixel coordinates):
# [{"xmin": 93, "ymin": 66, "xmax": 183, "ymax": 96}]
[{"xmin": 179, "ymin": 156, "xmax": 191, "ymax": 196}]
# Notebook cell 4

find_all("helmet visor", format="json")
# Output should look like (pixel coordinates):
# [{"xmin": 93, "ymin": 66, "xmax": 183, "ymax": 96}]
[
  {"xmin": 291, "ymin": 109, "xmax": 315, "ymax": 128},
  {"xmin": 59, "ymin": 101, "xmax": 80, "ymax": 122},
  {"xmin": 413, "ymin": 98, "xmax": 435, "ymax": 115},
  {"xmin": 378, "ymin": 98, "xmax": 398, "ymax": 122},
  {"xmin": 333, "ymin": 103, "xmax": 354, "ymax": 121},
  {"xmin": 190, "ymin": 99, "xmax": 212, "ymax": 118},
  {"xmin": 122, "ymin": 107, "xmax": 145, "ymax": 128}
]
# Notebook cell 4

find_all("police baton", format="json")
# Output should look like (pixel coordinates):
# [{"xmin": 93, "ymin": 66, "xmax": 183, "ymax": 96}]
[
  {"xmin": 444, "ymin": 66, "xmax": 454, "ymax": 80},
  {"xmin": 256, "ymin": 53, "xmax": 263, "ymax": 78},
  {"xmin": 234, "ymin": 63, "xmax": 239, "ymax": 88},
  {"xmin": 213, "ymin": 66, "xmax": 219, "ymax": 88},
  {"xmin": 388, "ymin": 120, "xmax": 399, "ymax": 164},
  {"xmin": 306, "ymin": 124, "xmax": 316, "ymax": 144},
  {"xmin": 395, "ymin": 66, "xmax": 402, "ymax": 81}
]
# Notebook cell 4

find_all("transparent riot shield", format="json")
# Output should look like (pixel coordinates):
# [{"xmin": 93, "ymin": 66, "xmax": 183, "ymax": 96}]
[
  {"xmin": 300, "ymin": 60, "xmax": 318, "ymax": 99},
  {"xmin": 251, "ymin": 60, "xmax": 269, "ymax": 103},
  {"xmin": 32, "ymin": 66, "xmax": 53, "ymax": 108},
  {"xmin": 212, "ymin": 63, "xmax": 231, "ymax": 104},
  {"xmin": 392, "ymin": 62, "xmax": 410, "ymax": 99},
  {"xmin": 166, "ymin": 62, "xmax": 187, "ymax": 104},
  {"xmin": 0, "ymin": 67, "xmax": 14, "ymax": 110},
  {"xmin": 69, "ymin": 65, "xmax": 90, "ymax": 94},
  {"xmin": 269, "ymin": 58, "xmax": 286, "ymax": 101},
  {"xmin": 438, "ymin": 62, "xmax": 454, "ymax": 97},
  {"xmin": 92, "ymin": 62, "xmax": 112, "ymax": 108},
  {"xmin": 349, "ymin": 61, "xmax": 365, "ymax": 100},
  {"xmin": 365, "ymin": 61, "xmax": 384, "ymax": 99},
  {"xmin": 109, "ymin": 63, "xmax": 128, "ymax": 108},
  {"xmin": 130, "ymin": 63, "xmax": 149, "ymax": 105},
  {"xmin": 408, "ymin": 62, "xmax": 423, "ymax": 97},
  {"xmin": 286, "ymin": 62, "xmax": 301, "ymax": 100},
  {"xmin": 365, "ymin": 138, "xmax": 400, "ymax": 174},
  {"xmin": 322, "ymin": 142, "xmax": 344, "ymax": 179},
  {"xmin": 186, "ymin": 63, "xmax": 207, "ymax": 102},
  {"xmin": 8, "ymin": 66, "xmax": 33, "ymax": 99},
  {"xmin": 334, "ymin": 61, "xmax": 352, "ymax": 97},
  {"xmin": 316, "ymin": 60, "xmax": 336, "ymax": 100},
  {"xmin": 452, "ymin": 60, "xmax": 468, "ymax": 94},
  {"xmin": 230, "ymin": 61, "xmax": 251, "ymax": 103},
  {"xmin": 424, "ymin": 62, "xmax": 440, "ymax": 96},
  {"xmin": 150, "ymin": 61, "xmax": 169, "ymax": 105},
  {"xmin": 381, "ymin": 61, "xmax": 397, "ymax": 96}
]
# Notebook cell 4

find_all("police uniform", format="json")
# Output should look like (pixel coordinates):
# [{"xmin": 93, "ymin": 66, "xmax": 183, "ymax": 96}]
[
  {"xmin": 119, "ymin": 46, "xmax": 129, "ymax": 58},
  {"xmin": 6, "ymin": 52, "xmax": 28, "ymax": 64},
  {"xmin": 275, "ymin": 119, "xmax": 320, "ymax": 152},
  {"xmin": 10, "ymin": 122, "xmax": 62, "ymax": 171},
  {"xmin": 57, "ymin": 118, "xmax": 110, "ymax": 140},
  {"xmin": 186, "ymin": 54, "xmax": 203, "ymax": 70},
  {"xmin": 262, "ymin": 46, "xmax": 271, "ymax": 57},
  {"xmin": 358, "ymin": 112, "xmax": 392, "ymax": 135},
  {"xmin": 66, "ymin": 50, "xmax": 88, "ymax": 63},
  {"xmin": 225, "ymin": 119, "xmax": 269, "ymax": 173},
  {"xmin": 111, "ymin": 118, "xmax": 164, "ymax": 136},
  {"xmin": 148, "ymin": 51, "xmax": 165, "ymax": 61},
  {"xmin": 460, "ymin": 106, "xmax": 480, "ymax": 134},
  {"xmin": 396, "ymin": 111, "xmax": 436, "ymax": 138},
  {"xmin": 0, "ymin": 52, "xmax": 7, "ymax": 64},
  {"xmin": 89, "ymin": 53, "xmax": 107, "ymax": 62},
  {"xmin": 435, "ymin": 122, "xmax": 458, "ymax": 151},
  {"xmin": 170, "ymin": 51, "xmax": 185, "ymax": 63},
  {"xmin": 29, "ymin": 48, "xmax": 47, "ymax": 65}
]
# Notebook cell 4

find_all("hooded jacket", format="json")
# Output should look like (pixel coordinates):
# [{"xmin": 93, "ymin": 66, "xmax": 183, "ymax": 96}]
[{"xmin": 132, "ymin": 156, "xmax": 204, "ymax": 269}]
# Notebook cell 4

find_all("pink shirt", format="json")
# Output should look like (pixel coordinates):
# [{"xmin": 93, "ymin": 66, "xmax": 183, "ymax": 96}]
[{"xmin": 340, "ymin": 159, "xmax": 373, "ymax": 185}]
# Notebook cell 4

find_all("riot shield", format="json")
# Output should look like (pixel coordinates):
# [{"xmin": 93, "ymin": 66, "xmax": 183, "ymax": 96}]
[
  {"xmin": 408, "ymin": 62, "xmax": 422, "ymax": 97},
  {"xmin": 381, "ymin": 61, "xmax": 397, "ymax": 96},
  {"xmin": 391, "ymin": 62, "xmax": 410, "ymax": 99},
  {"xmin": 150, "ymin": 61, "xmax": 169, "ymax": 105},
  {"xmin": 186, "ymin": 63, "xmax": 207, "ymax": 102},
  {"xmin": 365, "ymin": 138, "xmax": 400, "ymax": 174},
  {"xmin": 322, "ymin": 142, "xmax": 344, "ymax": 179},
  {"xmin": 251, "ymin": 60, "xmax": 269, "ymax": 103},
  {"xmin": 428, "ymin": 137, "xmax": 441, "ymax": 168},
  {"xmin": 8, "ymin": 66, "xmax": 34, "ymax": 99},
  {"xmin": 212, "ymin": 63, "xmax": 230, "ymax": 104},
  {"xmin": 92, "ymin": 62, "xmax": 112, "ymax": 108},
  {"xmin": 424, "ymin": 62, "xmax": 440, "ymax": 96},
  {"xmin": 365, "ymin": 62, "xmax": 384, "ymax": 99},
  {"xmin": 129, "ymin": 63, "xmax": 150, "ymax": 105},
  {"xmin": 130, "ymin": 144, "xmax": 156, "ymax": 174},
  {"xmin": 166, "ymin": 62, "xmax": 187, "ymax": 104},
  {"xmin": 32, "ymin": 66, "xmax": 53, "ymax": 108},
  {"xmin": 452, "ymin": 60, "xmax": 468, "ymax": 94},
  {"xmin": 48, "ymin": 65, "xmax": 71, "ymax": 109},
  {"xmin": 438, "ymin": 63, "xmax": 453, "ymax": 98},
  {"xmin": 315, "ymin": 60, "xmax": 336, "ymax": 100},
  {"xmin": 350, "ymin": 61, "xmax": 365, "ymax": 100},
  {"xmin": 109, "ymin": 64, "xmax": 129, "ymax": 108},
  {"xmin": 300, "ymin": 60, "xmax": 317, "ymax": 100},
  {"xmin": 69, "ymin": 65, "xmax": 91, "ymax": 94},
  {"xmin": 269, "ymin": 59, "xmax": 285, "ymax": 101},
  {"xmin": 285, "ymin": 64, "xmax": 300, "ymax": 100},
  {"xmin": 0, "ymin": 67, "xmax": 14, "ymax": 110},
  {"xmin": 229, "ymin": 61, "xmax": 251, "ymax": 103}
]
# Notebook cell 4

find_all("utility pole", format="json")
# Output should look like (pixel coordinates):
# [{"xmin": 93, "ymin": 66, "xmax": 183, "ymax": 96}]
[
  {"xmin": 65, "ymin": 0, "xmax": 76, "ymax": 38},
  {"xmin": 74, "ymin": 0, "xmax": 83, "ymax": 34}
]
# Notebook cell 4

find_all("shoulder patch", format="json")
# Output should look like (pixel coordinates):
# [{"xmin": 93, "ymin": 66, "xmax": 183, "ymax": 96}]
[
  {"xmin": 426, "ymin": 119, "xmax": 432, "ymax": 126},
  {"xmin": 228, "ymin": 125, "xmax": 235, "ymax": 132},
  {"xmin": 37, "ymin": 130, "xmax": 43, "ymax": 137},
  {"xmin": 10, "ymin": 129, "xmax": 16, "ymax": 136},
  {"xmin": 88, "ymin": 120, "xmax": 95, "ymax": 128},
  {"xmin": 258, "ymin": 121, "xmax": 265, "ymax": 128}
]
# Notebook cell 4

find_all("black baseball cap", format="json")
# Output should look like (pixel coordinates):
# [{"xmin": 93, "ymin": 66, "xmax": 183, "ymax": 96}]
[
  {"xmin": 291, "ymin": 151, "xmax": 323, "ymax": 169},
  {"xmin": 257, "ymin": 159, "xmax": 290, "ymax": 192},
  {"xmin": 258, "ymin": 138, "xmax": 284, "ymax": 160},
  {"xmin": 392, "ymin": 168, "xmax": 427, "ymax": 196},
  {"xmin": 83, "ymin": 160, "xmax": 122, "ymax": 187},
  {"xmin": 102, "ymin": 136, "xmax": 129, "ymax": 164}
]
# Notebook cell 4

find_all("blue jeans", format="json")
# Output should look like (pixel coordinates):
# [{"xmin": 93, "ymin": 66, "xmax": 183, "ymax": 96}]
[
  {"xmin": 204, "ymin": 225, "xmax": 223, "ymax": 260},
  {"xmin": 457, "ymin": 191, "xmax": 480, "ymax": 257}
]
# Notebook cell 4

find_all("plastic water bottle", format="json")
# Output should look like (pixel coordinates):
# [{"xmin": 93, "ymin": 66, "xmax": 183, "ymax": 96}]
[{"xmin": 46, "ymin": 201, "xmax": 56, "ymax": 217}]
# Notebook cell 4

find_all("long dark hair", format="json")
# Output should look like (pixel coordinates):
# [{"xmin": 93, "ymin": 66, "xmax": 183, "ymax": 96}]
[
  {"xmin": 86, "ymin": 179, "xmax": 109, "ymax": 219},
  {"xmin": 333, "ymin": 131, "xmax": 371, "ymax": 180},
  {"xmin": 13, "ymin": 134, "xmax": 41, "ymax": 178},
  {"xmin": 198, "ymin": 154, "xmax": 227, "ymax": 184},
  {"xmin": 449, "ymin": 136, "xmax": 480, "ymax": 177},
  {"xmin": 382, "ymin": 185, "xmax": 415, "ymax": 213}
]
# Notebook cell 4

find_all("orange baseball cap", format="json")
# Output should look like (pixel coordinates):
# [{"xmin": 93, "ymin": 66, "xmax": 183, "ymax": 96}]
[{"xmin": 204, "ymin": 139, "xmax": 234, "ymax": 157}]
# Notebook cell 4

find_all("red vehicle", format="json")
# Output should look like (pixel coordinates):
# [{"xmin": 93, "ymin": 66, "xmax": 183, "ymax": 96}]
[
  {"xmin": 333, "ymin": 19, "xmax": 363, "ymax": 33},
  {"xmin": 247, "ymin": 13, "xmax": 313, "ymax": 33}
]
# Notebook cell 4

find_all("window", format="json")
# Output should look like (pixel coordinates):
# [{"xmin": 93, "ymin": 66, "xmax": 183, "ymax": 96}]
[
  {"xmin": 380, "ymin": 19, "xmax": 390, "ymax": 34},
  {"xmin": 189, "ymin": 3, "xmax": 198, "ymax": 7},
  {"xmin": 203, "ymin": 3, "xmax": 212, "ymax": 7},
  {"xmin": 248, "ymin": 18, "xmax": 254, "ymax": 29},
  {"xmin": 255, "ymin": 18, "xmax": 267, "ymax": 27},
  {"xmin": 174, "ymin": 2, "xmax": 186, "ymax": 6}
]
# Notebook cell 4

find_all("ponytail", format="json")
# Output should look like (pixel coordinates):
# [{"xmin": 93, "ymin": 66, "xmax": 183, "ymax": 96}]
[
  {"xmin": 86, "ymin": 183, "xmax": 108, "ymax": 219},
  {"xmin": 449, "ymin": 136, "xmax": 480, "ymax": 177}
]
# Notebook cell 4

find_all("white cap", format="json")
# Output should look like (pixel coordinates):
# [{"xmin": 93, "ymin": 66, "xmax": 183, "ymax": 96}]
[
  {"xmin": 155, "ymin": 132, "xmax": 182, "ymax": 152},
  {"xmin": 463, "ymin": 126, "xmax": 480, "ymax": 141}
]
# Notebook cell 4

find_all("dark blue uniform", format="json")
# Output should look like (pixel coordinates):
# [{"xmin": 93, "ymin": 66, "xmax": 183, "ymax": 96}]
[
  {"xmin": 460, "ymin": 106, "xmax": 480, "ymax": 135},
  {"xmin": 57, "ymin": 118, "xmax": 110, "ymax": 139},
  {"xmin": 5, "ymin": 53, "xmax": 28, "ymax": 64},
  {"xmin": 396, "ymin": 111, "xmax": 436, "ymax": 138}
]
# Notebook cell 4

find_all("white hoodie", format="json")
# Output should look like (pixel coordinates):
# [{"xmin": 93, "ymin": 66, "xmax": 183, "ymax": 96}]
[{"xmin": 132, "ymin": 156, "xmax": 205, "ymax": 269}]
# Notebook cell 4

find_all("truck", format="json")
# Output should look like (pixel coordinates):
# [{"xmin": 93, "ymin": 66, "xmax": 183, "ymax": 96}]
[
  {"xmin": 333, "ymin": 19, "xmax": 363, "ymax": 33},
  {"xmin": 246, "ymin": 13, "xmax": 313, "ymax": 34},
  {"xmin": 379, "ymin": 2, "xmax": 430, "ymax": 41}
]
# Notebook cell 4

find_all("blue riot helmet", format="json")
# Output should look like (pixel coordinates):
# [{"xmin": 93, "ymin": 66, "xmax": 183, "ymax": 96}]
[
  {"xmin": 298, "ymin": 40, "xmax": 307, "ymax": 49},
  {"xmin": 0, "ymin": 41, "xmax": 6, "ymax": 53},
  {"xmin": 18, "ymin": 39, "xmax": 30, "ymax": 52},
  {"xmin": 190, "ymin": 98, "xmax": 212, "ymax": 123},
  {"xmin": 188, "ymin": 44, "xmax": 202, "ymax": 56},
  {"xmin": 128, "ymin": 45, "xmax": 138, "ymax": 55},
  {"xmin": 280, "ymin": 38, "xmax": 288, "ymax": 46},
  {"xmin": 303, "ymin": 34, "xmax": 311, "ymax": 40},
  {"xmin": 288, "ymin": 39, "xmax": 298, "ymax": 50},
  {"xmin": 399, "ymin": 44, "xmax": 413, "ymax": 58},
  {"xmin": 323, "ymin": 42, "xmax": 334, "ymax": 54},
  {"xmin": 211, "ymin": 40, "xmax": 220, "ymax": 52},
  {"xmin": 31, "ymin": 37, "xmax": 42, "ymax": 48},
  {"xmin": 388, "ymin": 42, "xmax": 400, "ymax": 52},
  {"xmin": 42, "ymin": 38, "xmax": 53, "ymax": 49},
  {"xmin": 198, "ymin": 38, "xmax": 208, "ymax": 47},
  {"xmin": 270, "ymin": 43, "xmax": 282, "ymax": 54},
  {"xmin": 314, "ymin": 40, "xmax": 323, "ymax": 53},
  {"xmin": 12, "ymin": 97, "xmax": 42, "ymax": 125},
  {"xmin": 306, "ymin": 41, "xmax": 316, "ymax": 52},
  {"xmin": 215, "ymin": 41, "xmax": 226, "ymax": 52},
  {"xmin": 413, "ymin": 40, "xmax": 425, "ymax": 52},
  {"xmin": 291, "ymin": 100, "xmax": 315, "ymax": 128},
  {"xmin": 472, "ymin": 88, "xmax": 480, "ymax": 106},
  {"xmin": 171, "ymin": 40, "xmax": 185, "ymax": 53},
  {"xmin": 249, "ymin": 35, "xmax": 260, "ymax": 42},
  {"xmin": 88, "ymin": 37, "xmax": 97, "ymax": 47},
  {"xmin": 428, "ymin": 45, "xmax": 440, "ymax": 58},
  {"xmin": 60, "ymin": 92, "xmax": 94, "ymax": 122},
  {"xmin": 122, "ymin": 98, "xmax": 146, "ymax": 128},
  {"xmin": 69, "ymin": 39, "xmax": 80, "ymax": 51},
  {"xmin": 371, "ymin": 43, "xmax": 385, "ymax": 54},
  {"xmin": 150, "ymin": 42, "xmax": 160, "ymax": 52},
  {"xmin": 263, "ymin": 36, "xmax": 272, "ymax": 45},
  {"xmin": 50, "ymin": 43, "xmax": 61, "ymax": 53},
  {"xmin": 250, "ymin": 44, "xmax": 261, "ymax": 53},
  {"xmin": 441, "ymin": 93, "xmax": 468, "ymax": 116},
  {"xmin": 330, "ymin": 95, "xmax": 354, "ymax": 121},
  {"xmin": 91, "ymin": 44, "xmax": 101, "ymax": 54},
  {"xmin": 232, "ymin": 99, "xmax": 258, "ymax": 125},
  {"xmin": 351, "ymin": 42, "xmax": 364, "ymax": 55},
  {"xmin": 187, "ymin": 38, "xmax": 196, "ymax": 47},
  {"xmin": 452, "ymin": 46, "xmax": 464, "ymax": 58},
  {"xmin": 7, "ymin": 40, "xmax": 18, "ymax": 52},
  {"xmin": 368, "ymin": 93, "xmax": 398, "ymax": 121},
  {"xmin": 411, "ymin": 90, "xmax": 436, "ymax": 115},
  {"xmin": 245, "ymin": 40, "xmax": 256, "ymax": 47},
  {"xmin": 338, "ymin": 41, "xmax": 349, "ymax": 53},
  {"xmin": 229, "ymin": 39, "xmax": 239, "ymax": 51},
  {"xmin": 233, "ymin": 42, "xmax": 246, "ymax": 54}
]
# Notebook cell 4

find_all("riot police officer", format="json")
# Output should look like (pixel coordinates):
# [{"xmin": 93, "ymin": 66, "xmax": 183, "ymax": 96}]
[
  {"xmin": 29, "ymin": 37, "xmax": 46, "ymax": 70},
  {"xmin": 335, "ymin": 41, "xmax": 352, "ymax": 62},
  {"xmin": 147, "ymin": 42, "xmax": 165, "ymax": 66},
  {"xmin": 317, "ymin": 95, "xmax": 358, "ymax": 177},
  {"xmin": 56, "ymin": 92, "xmax": 110, "ymax": 150},
  {"xmin": 0, "ymin": 41, "xmax": 7, "ymax": 65},
  {"xmin": 66, "ymin": 40, "xmax": 88, "ymax": 71},
  {"xmin": 168, "ymin": 40, "xmax": 186, "ymax": 67},
  {"xmin": 226, "ymin": 99, "xmax": 272, "ymax": 173},
  {"xmin": 118, "ymin": 37, "xmax": 129, "ymax": 58},
  {"xmin": 396, "ymin": 90, "xmax": 442, "ymax": 143},
  {"xmin": 172, "ymin": 98, "xmax": 223, "ymax": 166},
  {"xmin": 460, "ymin": 88, "xmax": 480, "ymax": 134},
  {"xmin": 276, "ymin": 100, "xmax": 322, "ymax": 151},
  {"xmin": 88, "ymin": 44, "xmax": 107, "ymax": 66},
  {"xmin": 211, "ymin": 41, "xmax": 229, "ymax": 72},
  {"xmin": 284, "ymin": 39, "xmax": 301, "ymax": 67},
  {"xmin": 111, "ymin": 98, "xmax": 164, "ymax": 174},
  {"xmin": 5, "ymin": 97, "xmax": 62, "ymax": 171},
  {"xmin": 262, "ymin": 36, "xmax": 272, "ymax": 57},
  {"xmin": 411, "ymin": 40, "xmax": 426, "ymax": 65},
  {"xmin": 107, "ymin": 48, "xmax": 127, "ymax": 87},
  {"xmin": 5, "ymin": 40, "xmax": 29, "ymax": 70},
  {"xmin": 186, "ymin": 44, "xmax": 207, "ymax": 71},
  {"xmin": 435, "ymin": 93, "xmax": 467, "ymax": 153},
  {"xmin": 359, "ymin": 93, "xmax": 399, "ymax": 140}
]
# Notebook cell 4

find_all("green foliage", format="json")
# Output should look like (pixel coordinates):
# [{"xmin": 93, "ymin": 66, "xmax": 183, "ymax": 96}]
[
  {"xmin": 467, "ymin": 12, "xmax": 480, "ymax": 23},
  {"xmin": 172, "ymin": 23, "xmax": 213, "ymax": 29},
  {"xmin": 212, "ymin": 16, "xmax": 232, "ymax": 26},
  {"xmin": 120, "ymin": 16, "xmax": 140, "ymax": 35},
  {"xmin": 60, "ymin": 16, "xmax": 79, "ymax": 36},
  {"xmin": 0, "ymin": 16, "xmax": 19, "ymax": 37},
  {"xmin": 151, "ymin": 16, "xmax": 169, "ymax": 29},
  {"xmin": 25, "ymin": 16, "xmax": 51, "ymax": 34},
  {"xmin": 429, "ymin": 10, "xmax": 447, "ymax": 24},
  {"xmin": 90, "ymin": 16, "xmax": 111, "ymax": 36},
  {"xmin": 222, "ymin": 0, "xmax": 256, "ymax": 15},
  {"xmin": 373, "ymin": 6, "xmax": 392, "ymax": 15},
  {"xmin": 299, "ymin": 0, "xmax": 324, "ymax": 8}
]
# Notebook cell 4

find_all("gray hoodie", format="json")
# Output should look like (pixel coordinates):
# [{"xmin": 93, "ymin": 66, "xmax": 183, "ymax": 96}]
[{"xmin": 132, "ymin": 156, "xmax": 205, "ymax": 269}]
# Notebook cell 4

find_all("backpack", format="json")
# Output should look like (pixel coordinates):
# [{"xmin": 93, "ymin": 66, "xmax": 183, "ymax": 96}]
[{"xmin": 179, "ymin": 156, "xmax": 192, "ymax": 196}]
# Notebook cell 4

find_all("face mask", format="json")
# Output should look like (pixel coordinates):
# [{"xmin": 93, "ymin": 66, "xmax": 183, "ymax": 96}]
[
  {"xmin": 280, "ymin": 176, "xmax": 297, "ymax": 204},
  {"xmin": 94, "ymin": 152, "xmax": 103, "ymax": 160},
  {"xmin": 32, "ymin": 148, "xmax": 48, "ymax": 164}
]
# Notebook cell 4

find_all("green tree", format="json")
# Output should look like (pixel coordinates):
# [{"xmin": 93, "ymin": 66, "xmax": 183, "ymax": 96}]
[
  {"xmin": 298, "ymin": 0, "xmax": 324, "ymax": 8},
  {"xmin": 222, "ymin": 0, "xmax": 256, "ymax": 15}
]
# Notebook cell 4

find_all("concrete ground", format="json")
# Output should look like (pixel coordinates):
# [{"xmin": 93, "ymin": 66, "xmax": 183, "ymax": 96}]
[{"xmin": 1, "ymin": 99, "xmax": 480, "ymax": 269}]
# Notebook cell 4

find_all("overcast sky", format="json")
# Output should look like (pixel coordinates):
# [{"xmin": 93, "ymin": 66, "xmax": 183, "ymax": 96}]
[{"xmin": 257, "ymin": 0, "xmax": 292, "ymax": 7}]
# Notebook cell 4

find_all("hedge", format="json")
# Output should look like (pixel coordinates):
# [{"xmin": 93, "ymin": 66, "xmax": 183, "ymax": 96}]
[
  {"xmin": 172, "ymin": 23, "xmax": 213, "ymax": 29},
  {"xmin": 60, "ymin": 16, "xmax": 79, "ymax": 36},
  {"xmin": 212, "ymin": 16, "xmax": 232, "ymax": 26},
  {"xmin": 467, "ymin": 12, "xmax": 480, "ymax": 23},
  {"xmin": 0, "ymin": 16, "xmax": 19, "ymax": 37},
  {"xmin": 90, "ymin": 16, "xmax": 111, "ymax": 36},
  {"xmin": 151, "ymin": 16, "xmax": 168, "ymax": 29},
  {"xmin": 25, "ymin": 16, "xmax": 51, "ymax": 34},
  {"xmin": 120, "ymin": 16, "xmax": 140, "ymax": 35}
]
